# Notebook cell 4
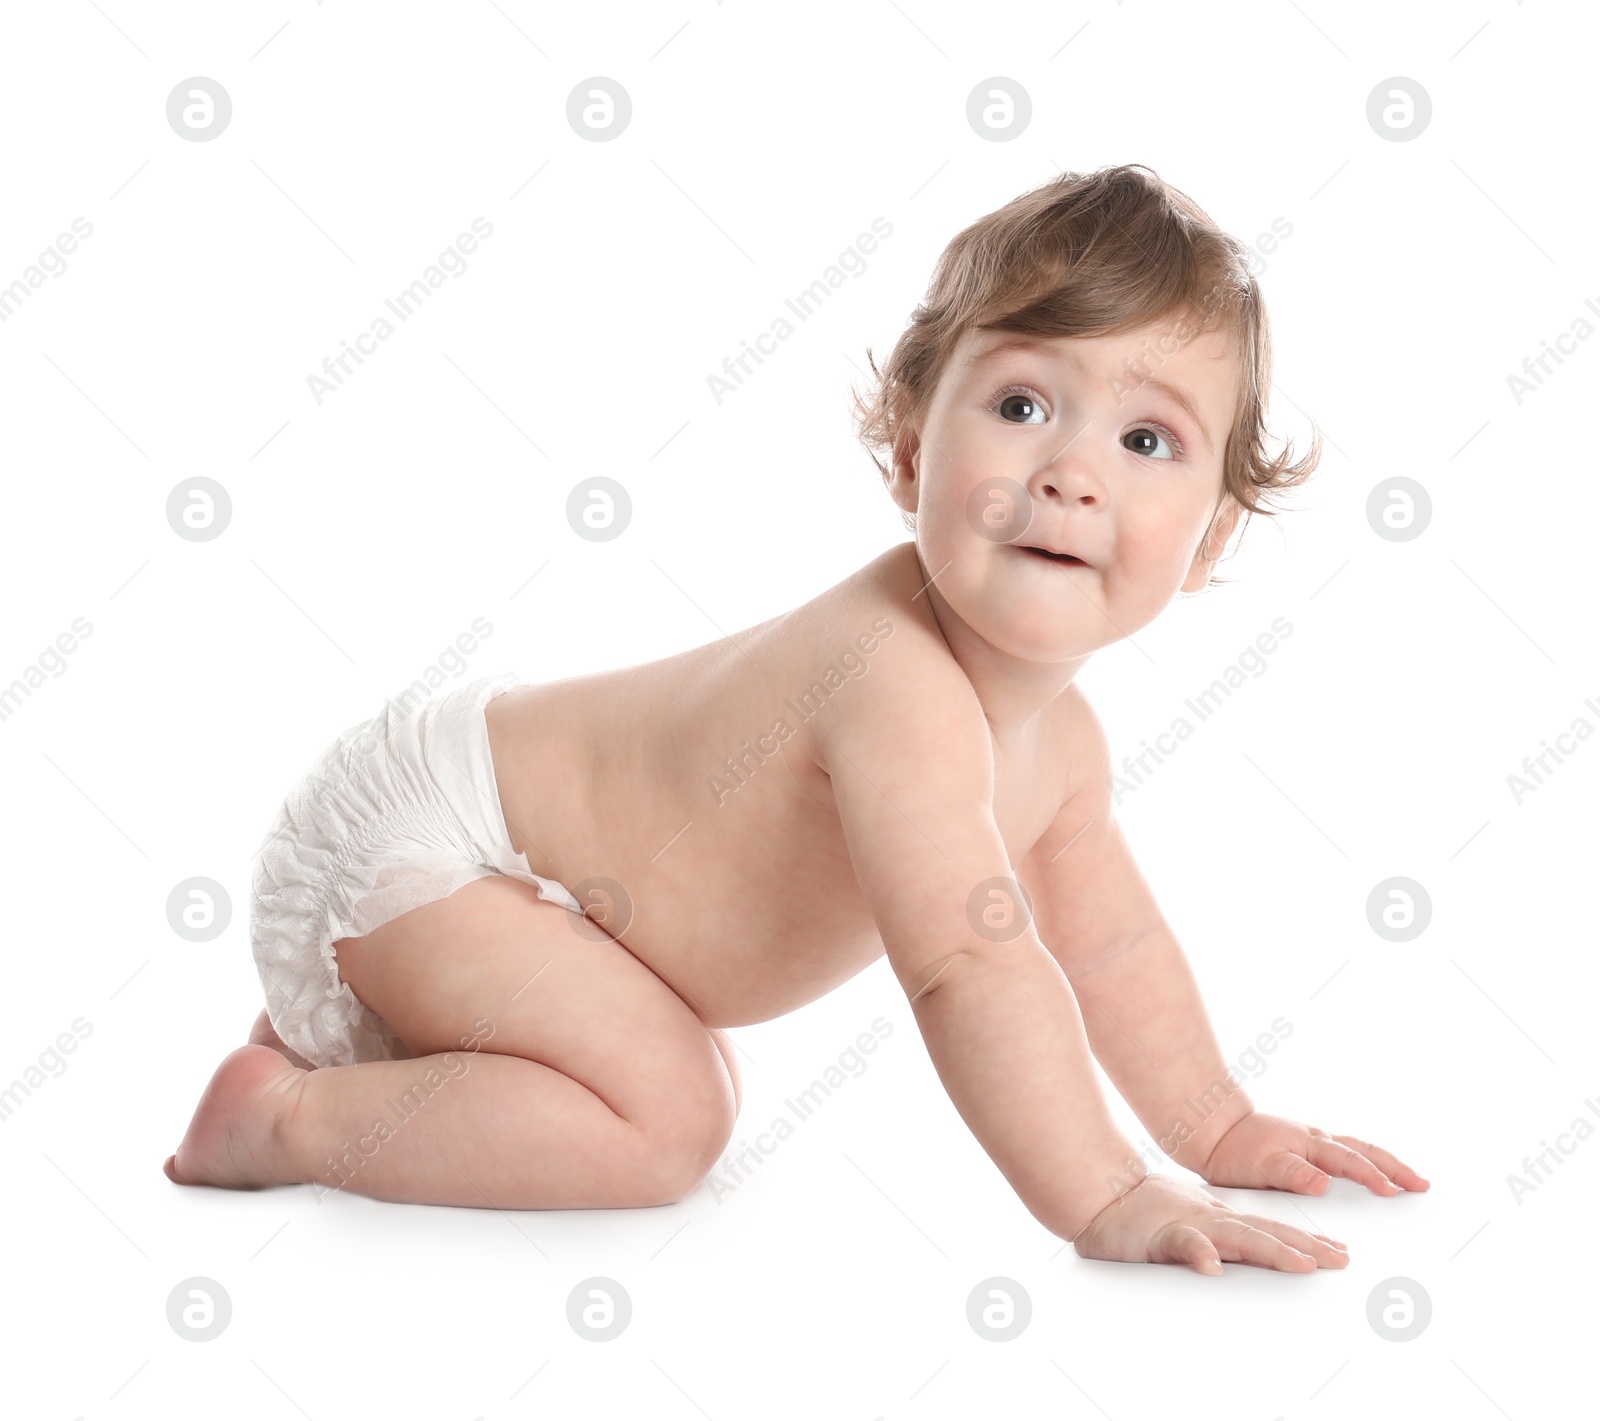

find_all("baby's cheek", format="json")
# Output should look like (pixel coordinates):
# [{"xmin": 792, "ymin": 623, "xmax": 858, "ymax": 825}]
[
  {"xmin": 1106, "ymin": 528, "xmax": 1162, "ymax": 581},
  {"xmin": 1109, "ymin": 539, "xmax": 1190, "ymax": 616},
  {"xmin": 1137, "ymin": 514, "xmax": 1206, "ymax": 581}
]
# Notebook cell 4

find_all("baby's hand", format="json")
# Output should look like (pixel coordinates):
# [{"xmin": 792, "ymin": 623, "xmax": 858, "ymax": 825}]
[
  {"xmin": 1198, "ymin": 1111, "xmax": 1430, "ymax": 1197},
  {"xmin": 1073, "ymin": 1173, "xmax": 1349, "ymax": 1274}
]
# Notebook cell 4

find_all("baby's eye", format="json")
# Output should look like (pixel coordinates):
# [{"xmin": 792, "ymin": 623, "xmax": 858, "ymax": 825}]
[
  {"xmin": 994, "ymin": 389, "xmax": 1046, "ymax": 425},
  {"xmin": 1123, "ymin": 425, "xmax": 1180, "ymax": 460}
]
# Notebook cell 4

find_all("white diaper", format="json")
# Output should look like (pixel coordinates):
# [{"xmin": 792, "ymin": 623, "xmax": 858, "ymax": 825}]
[{"xmin": 248, "ymin": 672, "xmax": 583, "ymax": 1069}]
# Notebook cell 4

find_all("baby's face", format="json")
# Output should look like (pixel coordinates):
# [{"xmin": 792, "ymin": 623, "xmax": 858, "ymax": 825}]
[{"xmin": 893, "ymin": 318, "xmax": 1243, "ymax": 662}]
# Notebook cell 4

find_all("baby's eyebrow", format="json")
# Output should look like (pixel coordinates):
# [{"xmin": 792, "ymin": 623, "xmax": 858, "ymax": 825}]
[
  {"xmin": 1138, "ymin": 377, "xmax": 1213, "ymax": 455},
  {"xmin": 965, "ymin": 335, "xmax": 1054, "ymax": 371}
]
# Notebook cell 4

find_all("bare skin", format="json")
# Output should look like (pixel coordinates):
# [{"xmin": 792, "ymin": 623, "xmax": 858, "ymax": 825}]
[{"xmin": 167, "ymin": 318, "xmax": 1426, "ymax": 1271}]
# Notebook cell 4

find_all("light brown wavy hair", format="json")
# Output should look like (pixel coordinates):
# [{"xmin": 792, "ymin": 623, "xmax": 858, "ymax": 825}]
[{"xmin": 852, "ymin": 163, "xmax": 1321, "ymax": 585}]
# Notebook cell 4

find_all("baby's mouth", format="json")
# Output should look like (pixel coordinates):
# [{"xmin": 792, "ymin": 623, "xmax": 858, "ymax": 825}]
[{"xmin": 1015, "ymin": 544, "xmax": 1086, "ymax": 567}]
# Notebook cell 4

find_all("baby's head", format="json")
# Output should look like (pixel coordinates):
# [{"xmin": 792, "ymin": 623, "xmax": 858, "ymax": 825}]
[{"xmin": 854, "ymin": 164, "xmax": 1320, "ymax": 661}]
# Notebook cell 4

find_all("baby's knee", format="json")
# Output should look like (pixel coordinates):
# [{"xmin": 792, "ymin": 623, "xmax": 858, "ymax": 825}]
[
  {"xmin": 631, "ymin": 1091, "xmax": 738, "ymax": 1205},
  {"xmin": 706, "ymin": 1025, "xmax": 743, "ymax": 1116}
]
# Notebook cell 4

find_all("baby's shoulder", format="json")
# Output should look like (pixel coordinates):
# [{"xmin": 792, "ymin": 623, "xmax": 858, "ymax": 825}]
[
  {"xmin": 784, "ymin": 544, "xmax": 990, "ymax": 765},
  {"xmin": 817, "ymin": 542, "xmax": 975, "ymax": 689}
]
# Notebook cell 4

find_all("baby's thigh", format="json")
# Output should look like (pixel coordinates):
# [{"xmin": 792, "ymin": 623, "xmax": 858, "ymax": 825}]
[{"xmin": 332, "ymin": 873, "xmax": 738, "ymax": 1128}]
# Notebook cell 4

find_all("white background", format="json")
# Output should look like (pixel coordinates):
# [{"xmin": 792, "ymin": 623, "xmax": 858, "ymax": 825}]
[{"xmin": 2, "ymin": 1, "xmax": 1595, "ymax": 1417}]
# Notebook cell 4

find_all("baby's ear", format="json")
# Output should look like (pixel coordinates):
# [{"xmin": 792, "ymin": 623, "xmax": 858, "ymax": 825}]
[
  {"xmin": 888, "ymin": 424, "xmax": 922, "ymax": 513},
  {"xmin": 1210, "ymin": 499, "xmax": 1244, "ymax": 550},
  {"xmin": 1182, "ymin": 499, "xmax": 1244, "ymax": 592}
]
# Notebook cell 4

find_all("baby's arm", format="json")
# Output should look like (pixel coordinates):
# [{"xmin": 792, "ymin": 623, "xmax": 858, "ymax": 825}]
[
  {"xmin": 821, "ymin": 670, "xmax": 1137, "ymax": 1239},
  {"xmin": 815, "ymin": 642, "xmax": 1347, "ymax": 1269},
  {"xmin": 1019, "ymin": 693, "xmax": 1428, "ymax": 1197}
]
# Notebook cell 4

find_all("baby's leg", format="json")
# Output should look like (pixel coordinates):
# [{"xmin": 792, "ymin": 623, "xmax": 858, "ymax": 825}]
[{"xmin": 167, "ymin": 875, "xmax": 741, "ymax": 1208}]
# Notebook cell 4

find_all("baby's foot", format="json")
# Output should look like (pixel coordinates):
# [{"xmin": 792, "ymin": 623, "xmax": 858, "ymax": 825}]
[
  {"xmin": 163, "ymin": 1044, "xmax": 307, "ymax": 1190},
  {"xmin": 247, "ymin": 1007, "xmax": 316, "ymax": 1070}
]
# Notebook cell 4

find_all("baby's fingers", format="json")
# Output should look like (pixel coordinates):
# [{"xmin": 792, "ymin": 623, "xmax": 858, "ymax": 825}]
[
  {"xmin": 1152, "ymin": 1224, "xmax": 1223, "ymax": 1275},
  {"xmin": 1331, "ymin": 1134, "xmax": 1430, "ymax": 1191},
  {"xmin": 1255, "ymin": 1148, "xmax": 1332, "ymax": 1195},
  {"xmin": 1211, "ymin": 1219, "xmax": 1318, "ymax": 1273},
  {"xmin": 1235, "ymin": 1213, "xmax": 1349, "ymax": 1268},
  {"xmin": 1307, "ymin": 1136, "xmax": 1399, "ymax": 1196}
]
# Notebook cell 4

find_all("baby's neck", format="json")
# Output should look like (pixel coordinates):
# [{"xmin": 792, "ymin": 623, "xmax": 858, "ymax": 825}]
[{"xmin": 924, "ymin": 595, "xmax": 1088, "ymax": 736}]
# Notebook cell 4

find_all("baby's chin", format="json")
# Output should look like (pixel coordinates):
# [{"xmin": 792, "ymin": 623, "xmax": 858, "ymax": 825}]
[
  {"xmin": 936, "ymin": 557, "xmax": 1142, "ymax": 660},
  {"xmin": 966, "ymin": 603, "xmax": 1111, "ymax": 664}
]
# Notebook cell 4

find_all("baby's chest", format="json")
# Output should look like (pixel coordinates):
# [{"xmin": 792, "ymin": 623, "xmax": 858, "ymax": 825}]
[
  {"xmin": 991, "ymin": 774, "xmax": 1066, "ymax": 864},
  {"xmin": 988, "ymin": 727, "xmax": 1077, "ymax": 861}
]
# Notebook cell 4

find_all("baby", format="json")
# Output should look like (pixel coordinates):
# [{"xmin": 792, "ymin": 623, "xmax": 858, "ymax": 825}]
[{"xmin": 165, "ymin": 163, "xmax": 1427, "ymax": 1273}]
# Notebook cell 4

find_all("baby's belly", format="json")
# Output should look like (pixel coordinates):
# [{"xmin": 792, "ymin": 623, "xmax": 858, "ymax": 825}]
[
  {"xmin": 520, "ymin": 800, "xmax": 886, "ymax": 1025},
  {"xmin": 578, "ymin": 837, "xmax": 889, "ymax": 1027}
]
